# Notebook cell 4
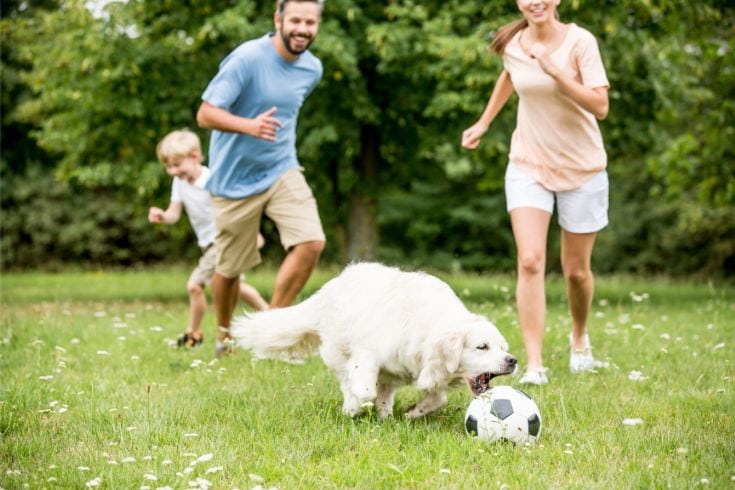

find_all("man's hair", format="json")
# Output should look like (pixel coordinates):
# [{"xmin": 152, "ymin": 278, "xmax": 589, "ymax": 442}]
[
  {"xmin": 156, "ymin": 129, "xmax": 201, "ymax": 165},
  {"xmin": 276, "ymin": 0, "xmax": 325, "ymax": 14}
]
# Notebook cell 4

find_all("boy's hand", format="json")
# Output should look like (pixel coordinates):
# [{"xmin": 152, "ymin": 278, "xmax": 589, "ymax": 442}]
[{"xmin": 148, "ymin": 207, "xmax": 165, "ymax": 224}]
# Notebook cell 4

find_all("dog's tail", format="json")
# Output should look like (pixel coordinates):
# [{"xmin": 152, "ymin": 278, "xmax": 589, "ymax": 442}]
[{"xmin": 230, "ymin": 294, "xmax": 322, "ymax": 363}]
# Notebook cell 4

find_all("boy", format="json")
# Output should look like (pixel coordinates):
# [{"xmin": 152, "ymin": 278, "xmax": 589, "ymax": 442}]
[{"xmin": 148, "ymin": 129, "xmax": 268, "ymax": 347}]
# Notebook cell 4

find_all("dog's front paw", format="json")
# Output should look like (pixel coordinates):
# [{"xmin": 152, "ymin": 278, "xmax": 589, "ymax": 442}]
[{"xmin": 405, "ymin": 404, "xmax": 426, "ymax": 419}]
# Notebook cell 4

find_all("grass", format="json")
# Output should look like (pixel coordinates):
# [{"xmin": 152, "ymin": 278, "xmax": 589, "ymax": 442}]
[{"xmin": 1, "ymin": 266, "xmax": 733, "ymax": 489}]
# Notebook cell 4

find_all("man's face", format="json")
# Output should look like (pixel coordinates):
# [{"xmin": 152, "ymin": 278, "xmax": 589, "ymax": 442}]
[{"xmin": 276, "ymin": 2, "xmax": 320, "ymax": 56}]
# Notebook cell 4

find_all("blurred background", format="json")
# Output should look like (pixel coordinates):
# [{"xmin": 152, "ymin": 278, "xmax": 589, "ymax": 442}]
[{"xmin": 1, "ymin": 0, "xmax": 733, "ymax": 277}]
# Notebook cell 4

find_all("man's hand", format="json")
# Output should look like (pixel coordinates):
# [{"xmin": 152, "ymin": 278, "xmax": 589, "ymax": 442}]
[{"xmin": 247, "ymin": 106, "xmax": 283, "ymax": 142}]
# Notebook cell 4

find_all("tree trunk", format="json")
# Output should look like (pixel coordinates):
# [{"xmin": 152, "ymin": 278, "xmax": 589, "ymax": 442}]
[{"xmin": 347, "ymin": 124, "xmax": 379, "ymax": 261}]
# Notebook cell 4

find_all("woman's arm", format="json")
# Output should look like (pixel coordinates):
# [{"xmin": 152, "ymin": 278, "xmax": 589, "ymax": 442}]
[
  {"xmin": 461, "ymin": 69, "xmax": 515, "ymax": 149},
  {"xmin": 530, "ymin": 44, "xmax": 609, "ymax": 120}
]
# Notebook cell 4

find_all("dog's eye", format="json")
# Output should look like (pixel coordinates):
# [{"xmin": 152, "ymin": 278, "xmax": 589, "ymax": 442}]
[{"xmin": 477, "ymin": 343, "xmax": 489, "ymax": 350}]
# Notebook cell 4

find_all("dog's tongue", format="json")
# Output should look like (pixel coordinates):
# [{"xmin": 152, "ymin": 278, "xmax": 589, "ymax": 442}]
[{"xmin": 471, "ymin": 373, "xmax": 491, "ymax": 395}]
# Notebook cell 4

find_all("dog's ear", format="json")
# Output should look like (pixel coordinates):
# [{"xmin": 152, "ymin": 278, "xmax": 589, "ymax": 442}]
[
  {"xmin": 439, "ymin": 332, "xmax": 466, "ymax": 373},
  {"xmin": 416, "ymin": 333, "xmax": 465, "ymax": 390}
]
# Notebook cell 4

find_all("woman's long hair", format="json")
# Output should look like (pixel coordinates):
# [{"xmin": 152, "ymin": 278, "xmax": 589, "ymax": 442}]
[
  {"xmin": 489, "ymin": 19, "xmax": 528, "ymax": 55},
  {"xmin": 489, "ymin": 11, "xmax": 560, "ymax": 55}
]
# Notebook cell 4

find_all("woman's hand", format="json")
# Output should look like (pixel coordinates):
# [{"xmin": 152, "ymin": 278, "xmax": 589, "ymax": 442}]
[
  {"xmin": 461, "ymin": 122, "xmax": 489, "ymax": 150},
  {"xmin": 530, "ymin": 43, "xmax": 561, "ymax": 79}
]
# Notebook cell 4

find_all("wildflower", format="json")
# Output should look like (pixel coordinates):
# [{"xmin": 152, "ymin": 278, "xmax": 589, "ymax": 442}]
[
  {"xmin": 628, "ymin": 371, "xmax": 648, "ymax": 381},
  {"xmin": 85, "ymin": 476, "xmax": 102, "ymax": 487},
  {"xmin": 194, "ymin": 454, "xmax": 213, "ymax": 464}
]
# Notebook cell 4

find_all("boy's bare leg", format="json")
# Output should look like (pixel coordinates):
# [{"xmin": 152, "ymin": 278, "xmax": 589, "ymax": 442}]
[
  {"xmin": 186, "ymin": 280, "xmax": 207, "ymax": 338},
  {"xmin": 238, "ymin": 283, "xmax": 269, "ymax": 311},
  {"xmin": 270, "ymin": 240, "xmax": 324, "ymax": 308}
]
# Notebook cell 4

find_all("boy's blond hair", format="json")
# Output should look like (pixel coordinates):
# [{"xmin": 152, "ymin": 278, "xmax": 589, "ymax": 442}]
[{"xmin": 156, "ymin": 129, "xmax": 202, "ymax": 165}]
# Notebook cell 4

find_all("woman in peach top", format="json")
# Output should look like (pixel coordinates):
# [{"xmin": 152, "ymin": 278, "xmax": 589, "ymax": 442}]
[{"xmin": 462, "ymin": 0, "xmax": 610, "ymax": 385}]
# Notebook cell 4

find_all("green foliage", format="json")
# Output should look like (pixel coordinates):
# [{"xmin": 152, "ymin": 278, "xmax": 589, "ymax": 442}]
[
  {"xmin": 2, "ymin": 0, "xmax": 734, "ymax": 275},
  {"xmin": 0, "ymin": 162, "xmax": 198, "ymax": 269}
]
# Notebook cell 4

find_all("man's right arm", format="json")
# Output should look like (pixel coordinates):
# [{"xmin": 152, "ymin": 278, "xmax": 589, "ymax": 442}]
[{"xmin": 196, "ymin": 102, "xmax": 282, "ymax": 142}]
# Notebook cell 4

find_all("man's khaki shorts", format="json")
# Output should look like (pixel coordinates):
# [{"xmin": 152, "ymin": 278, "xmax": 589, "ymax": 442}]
[
  {"xmin": 212, "ymin": 168, "xmax": 326, "ymax": 278},
  {"xmin": 189, "ymin": 244, "xmax": 217, "ymax": 286}
]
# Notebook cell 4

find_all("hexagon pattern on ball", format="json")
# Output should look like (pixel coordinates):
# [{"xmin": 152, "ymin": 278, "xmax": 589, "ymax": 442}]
[{"xmin": 464, "ymin": 385, "xmax": 542, "ymax": 444}]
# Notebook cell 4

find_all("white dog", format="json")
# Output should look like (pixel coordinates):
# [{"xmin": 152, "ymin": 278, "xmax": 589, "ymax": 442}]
[{"xmin": 231, "ymin": 262, "xmax": 517, "ymax": 419}]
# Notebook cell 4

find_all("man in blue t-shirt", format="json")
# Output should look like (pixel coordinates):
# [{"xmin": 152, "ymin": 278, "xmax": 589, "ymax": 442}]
[{"xmin": 197, "ymin": 0, "xmax": 326, "ymax": 354}]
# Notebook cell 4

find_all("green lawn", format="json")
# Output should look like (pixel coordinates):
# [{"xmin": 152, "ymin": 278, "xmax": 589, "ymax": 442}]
[{"xmin": 1, "ymin": 267, "xmax": 733, "ymax": 489}]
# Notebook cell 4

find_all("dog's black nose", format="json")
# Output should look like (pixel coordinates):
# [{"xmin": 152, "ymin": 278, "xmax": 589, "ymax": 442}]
[{"xmin": 506, "ymin": 356, "xmax": 517, "ymax": 367}]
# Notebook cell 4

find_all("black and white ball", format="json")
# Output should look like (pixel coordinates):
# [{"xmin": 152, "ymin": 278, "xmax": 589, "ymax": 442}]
[{"xmin": 464, "ymin": 385, "xmax": 542, "ymax": 444}]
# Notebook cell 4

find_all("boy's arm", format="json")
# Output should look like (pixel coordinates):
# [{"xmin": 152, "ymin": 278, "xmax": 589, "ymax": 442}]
[{"xmin": 148, "ymin": 202, "xmax": 183, "ymax": 224}]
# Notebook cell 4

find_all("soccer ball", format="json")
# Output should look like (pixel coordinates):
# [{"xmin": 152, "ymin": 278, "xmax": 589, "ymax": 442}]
[{"xmin": 464, "ymin": 385, "xmax": 542, "ymax": 444}]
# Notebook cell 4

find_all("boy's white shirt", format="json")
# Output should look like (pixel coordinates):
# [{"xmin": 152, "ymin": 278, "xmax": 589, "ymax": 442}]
[{"xmin": 171, "ymin": 166, "xmax": 216, "ymax": 248}]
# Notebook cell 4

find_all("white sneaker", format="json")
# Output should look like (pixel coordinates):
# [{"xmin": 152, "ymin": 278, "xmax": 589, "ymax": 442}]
[
  {"xmin": 518, "ymin": 369, "xmax": 549, "ymax": 385},
  {"xmin": 569, "ymin": 333, "xmax": 595, "ymax": 373}
]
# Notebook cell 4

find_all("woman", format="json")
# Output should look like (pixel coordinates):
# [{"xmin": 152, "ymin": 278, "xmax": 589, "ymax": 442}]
[{"xmin": 461, "ymin": 0, "xmax": 610, "ymax": 385}]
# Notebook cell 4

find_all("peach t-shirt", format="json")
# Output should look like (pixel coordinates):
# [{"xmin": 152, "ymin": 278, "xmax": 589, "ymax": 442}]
[{"xmin": 504, "ymin": 23, "xmax": 609, "ymax": 191}]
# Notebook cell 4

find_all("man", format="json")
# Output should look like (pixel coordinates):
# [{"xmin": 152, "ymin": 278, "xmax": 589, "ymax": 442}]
[{"xmin": 197, "ymin": 0, "xmax": 326, "ymax": 354}]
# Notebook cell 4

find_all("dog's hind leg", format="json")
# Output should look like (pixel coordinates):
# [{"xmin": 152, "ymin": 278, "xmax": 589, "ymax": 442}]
[
  {"xmin": 406, "ymin": 390, "xmax": 448, "ymax": 419},
  {"xmin": 376, "ymin": 382, "xmax": 397, "ymax": 419}
]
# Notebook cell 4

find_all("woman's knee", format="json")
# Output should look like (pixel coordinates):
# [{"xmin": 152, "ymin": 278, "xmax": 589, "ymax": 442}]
[
  {"xmin": 517, "ymin": 252, "xmax": 545, "ymax": 276},
  {"xmin": 564, "ymin": 266, "xmax": 592, "ymax": 285}
]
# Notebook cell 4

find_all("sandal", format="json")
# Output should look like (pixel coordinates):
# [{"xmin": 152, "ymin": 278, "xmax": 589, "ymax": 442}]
[{"xmin": 176, "ymin": 332, "xmax": 203, "ymax": 348}]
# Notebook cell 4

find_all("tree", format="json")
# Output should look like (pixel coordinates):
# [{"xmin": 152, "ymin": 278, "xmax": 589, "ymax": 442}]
[{"xmin": 3, "ymin": 0, "xmax": 734, "ymax": 275}]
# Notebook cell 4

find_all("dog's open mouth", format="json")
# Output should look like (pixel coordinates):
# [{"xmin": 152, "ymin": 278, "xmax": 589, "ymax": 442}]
[{"xmin": 469, "ymin": 372, "xmax": 496, "ymax": 396}]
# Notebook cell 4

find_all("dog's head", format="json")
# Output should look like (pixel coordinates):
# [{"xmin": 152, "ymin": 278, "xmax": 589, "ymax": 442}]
[{"xmin": 436, "ymin": 315, "xmax": 516, "ymax": 395}]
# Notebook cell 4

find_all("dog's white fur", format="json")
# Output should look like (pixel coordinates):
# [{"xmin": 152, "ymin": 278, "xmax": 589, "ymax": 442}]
[{"xmin": 231, "ymin": 262, "xmax": 516, "ymax": 419}]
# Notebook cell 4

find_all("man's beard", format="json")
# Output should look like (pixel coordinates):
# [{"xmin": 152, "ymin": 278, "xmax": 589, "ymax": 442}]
[{"xmin": 280, "ymin": 30, "xmax": 314, "ymax": 56}]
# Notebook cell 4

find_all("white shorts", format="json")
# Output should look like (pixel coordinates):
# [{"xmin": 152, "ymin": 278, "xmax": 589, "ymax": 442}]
[{"xmin": 504, "ymin": 162, "xmax": 609, "ymax": 234}]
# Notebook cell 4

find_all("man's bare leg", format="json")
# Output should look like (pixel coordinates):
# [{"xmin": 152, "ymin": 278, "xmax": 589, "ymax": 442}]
[
  {"xmin": 211, "ymin": 272, "xmax": 240, "ymax": 340},
  {"xmin": 270, "ymin": 240, "xmax": 324, "ymax": 308}
]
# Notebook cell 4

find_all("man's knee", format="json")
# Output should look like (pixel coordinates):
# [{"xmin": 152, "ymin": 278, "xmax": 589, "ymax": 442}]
[{"xmin": 294, "ymin": 240, "xmax": 325, "ymax": 258}]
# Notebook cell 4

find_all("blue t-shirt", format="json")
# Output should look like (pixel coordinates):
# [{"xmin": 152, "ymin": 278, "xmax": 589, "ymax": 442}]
[{"xmin": 201, "ymin": 34, "xmax": 322, "ymax": 199}]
